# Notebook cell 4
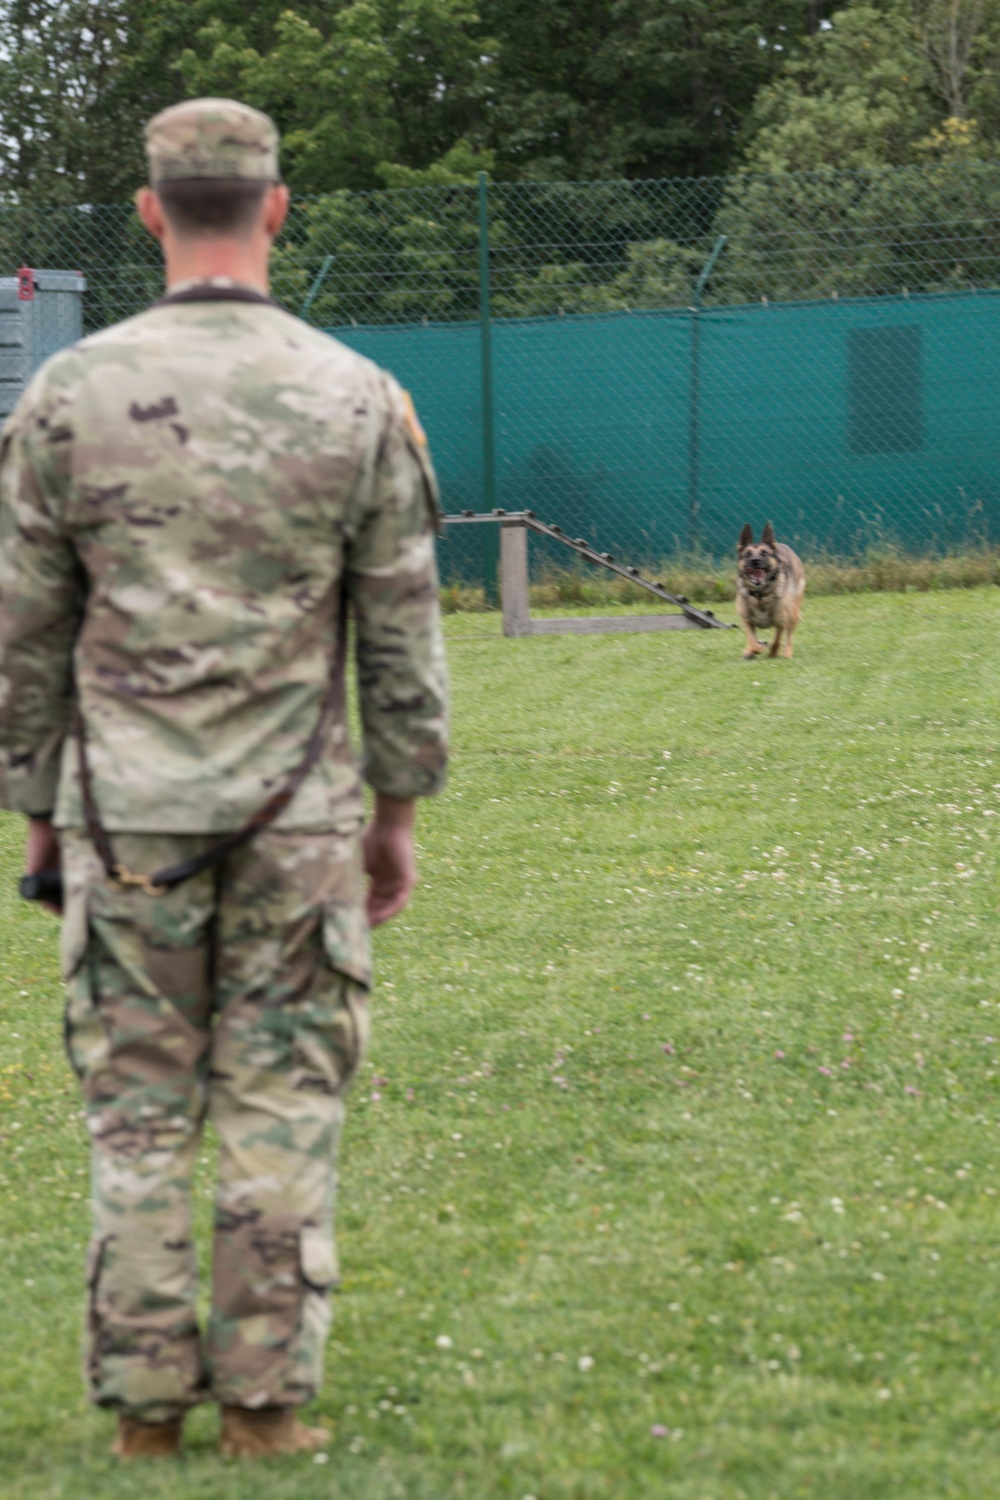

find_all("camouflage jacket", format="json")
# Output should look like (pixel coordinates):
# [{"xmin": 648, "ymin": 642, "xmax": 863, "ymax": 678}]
[{"xmin": 0, "ymin": 284, "xmax": 449, "ymax": 832}]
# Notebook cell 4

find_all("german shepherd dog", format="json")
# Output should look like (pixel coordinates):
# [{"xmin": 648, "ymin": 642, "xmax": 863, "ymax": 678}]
[{"xmin": 736, "ymin": 522, "xmax": 805, "ymax": 660}]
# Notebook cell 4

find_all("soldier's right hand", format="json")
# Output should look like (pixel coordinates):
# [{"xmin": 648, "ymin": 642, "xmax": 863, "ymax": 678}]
[{"xmin": 24, "ymin": 816, "xmax": 63, "ymax": 917}]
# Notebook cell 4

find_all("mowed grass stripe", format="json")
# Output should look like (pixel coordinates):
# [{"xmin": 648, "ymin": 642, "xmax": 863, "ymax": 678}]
[{"xmin": 3, "ymin": 589, "xmax": 1000, "ymax": 1498}]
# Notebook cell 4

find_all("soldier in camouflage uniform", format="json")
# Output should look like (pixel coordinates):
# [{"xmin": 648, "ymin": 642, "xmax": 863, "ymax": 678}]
[{"xmin": 0, "ymin": 99, "xmax": 448, "ymax": 1460}]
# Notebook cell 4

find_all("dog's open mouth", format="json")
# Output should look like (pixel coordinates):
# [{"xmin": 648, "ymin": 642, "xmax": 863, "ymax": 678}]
[{"xmin": 745, "ymin": 563, "xmax": 769, "ymax": 586}]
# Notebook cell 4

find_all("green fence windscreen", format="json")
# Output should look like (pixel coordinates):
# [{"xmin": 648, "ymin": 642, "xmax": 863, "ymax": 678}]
[
  {"xmin": 3, "ymin": 164, "xmax": 1000, "ymax": 579},
  {"xmin": 335, "ymin": 288, "xmax": 1000, "ymax": 578}
]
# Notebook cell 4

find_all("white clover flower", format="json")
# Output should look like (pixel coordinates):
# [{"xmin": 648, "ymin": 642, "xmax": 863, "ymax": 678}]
[{"xmin": 436, "ymin": 1334, "xmax": 453, "ymax": 1350}]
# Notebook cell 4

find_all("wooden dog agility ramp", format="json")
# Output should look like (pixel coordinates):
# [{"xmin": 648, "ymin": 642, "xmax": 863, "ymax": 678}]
[{"xmin": 442, "ymin": 510, "xmax": 734, "ymax": 638}]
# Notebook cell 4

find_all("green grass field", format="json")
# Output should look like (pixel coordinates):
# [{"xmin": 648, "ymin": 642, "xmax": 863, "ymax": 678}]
[{"xmin": 5, "ymin": 590, "xmax": 1000, "ymax": 1498}]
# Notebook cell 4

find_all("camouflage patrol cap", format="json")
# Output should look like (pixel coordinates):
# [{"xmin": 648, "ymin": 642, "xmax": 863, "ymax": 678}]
[{"xmin": 145, "ymin": 98, "xmax": 280, "ymax": 184}]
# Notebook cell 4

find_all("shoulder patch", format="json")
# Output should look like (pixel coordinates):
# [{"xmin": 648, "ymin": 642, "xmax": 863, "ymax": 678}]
[{"xmin": 402, "ymin": 389, "xmax": 428, "ymax": 448}]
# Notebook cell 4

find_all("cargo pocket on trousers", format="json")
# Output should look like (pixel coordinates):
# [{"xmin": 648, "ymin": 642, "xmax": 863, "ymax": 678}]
[
  {"xmin": 300, "ymin": 1221, "xmax": 339, "ymax": 1293},
  {"xmin": 61, "ymin": 892, "xmax": 109, "ymax": 1086},
  {"xmin": 321, "ymin": 901, "xmax": 371, "ymax": 990},
  {"xmin": 321, "ymin": 904, "xmax": 372, "ymax": 1080},
  {"xmin": 293, "ymin": 1223, "xmax": 337, "ymax": 1395}
]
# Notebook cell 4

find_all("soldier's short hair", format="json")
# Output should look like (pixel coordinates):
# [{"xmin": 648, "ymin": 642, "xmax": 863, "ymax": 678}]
[{"xmin": 156, "ymin": 178, "xmax": 270, "ymax": 237}]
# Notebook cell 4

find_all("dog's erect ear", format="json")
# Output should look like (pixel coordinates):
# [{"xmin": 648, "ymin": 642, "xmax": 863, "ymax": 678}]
[
  {"xmin": 761, "ymin": 521, "xmax": 777, "ymax": 551},
  {"xmin": 738, "ymin": 523, "xmax": 754, "ymax": 552}
]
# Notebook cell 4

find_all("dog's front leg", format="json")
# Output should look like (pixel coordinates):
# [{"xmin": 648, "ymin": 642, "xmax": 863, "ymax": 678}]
[
  {"xmin": 768, "ymin": 625, "xmax": 783, "ymax": 659},
  {"xmin": 783, "ymin": 607, "xmax": 801, "ymax": 658},
  {"xmin": 741, "ymin": 623, "xmax": 764, "ymax": 659}
]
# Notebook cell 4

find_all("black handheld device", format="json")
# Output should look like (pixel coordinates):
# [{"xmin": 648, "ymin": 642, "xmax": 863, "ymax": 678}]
[{"xmin": 19, "ymin": 871, "xmax": 64, "ymax": 909}]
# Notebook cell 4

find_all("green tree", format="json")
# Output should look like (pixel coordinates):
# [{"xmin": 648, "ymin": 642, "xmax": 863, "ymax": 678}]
[
  {"xmin": 927, "ymin": 0, "xmax": 1000, "ymax": 143},
  {"xmin": 738, "ymin": 1, "xmax": 1000, "ymax": 173},
  {"xmin": 738, "ymin": 5, "xmax": 937, "ymax": 172},
  {"xmin": 475, "ymin": 0, "xmax": 834, "ymax": 181},
  {"xmin": 0, "ymin": 1, "xmax": 313, "ymax": 203},
  {"xmin": 713, "ymin": 3, "xmax": 1000, "ymax": 306},
  {"xmin": 0, "ymin": 1, "xmax": 136, "ymax": 203},
  {"xmin": 168, "ymin": 1, "xmax": 835, "ymax": 186},
  {"xmin": 0, "ymin": 1, "xmax": 840, "ymax": 200},
  {"xmin": 492, "ymin": 238, "xmax": 703, "ymax": 315},
  {"xmin": 0, "ymin": 0, "xmax": 491, "ymax": 201},
  {"xmin": 175, "ymin": 2, "xmax": 491, "ymax": 193},
  {"xmin": 270, "ymin": 141, "xmax": 496, "ymax": 326}
]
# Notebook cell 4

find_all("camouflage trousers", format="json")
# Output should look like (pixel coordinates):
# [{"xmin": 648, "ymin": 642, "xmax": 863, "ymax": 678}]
[{"xmin": 59, "ymin": 826, "xmax": 371, "ymax": 1423}]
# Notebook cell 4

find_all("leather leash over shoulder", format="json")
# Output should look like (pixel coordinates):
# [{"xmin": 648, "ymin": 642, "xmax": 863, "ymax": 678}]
[{"xmin": 75, "ymin": 596, "xmax": 348, "ymax": 897}]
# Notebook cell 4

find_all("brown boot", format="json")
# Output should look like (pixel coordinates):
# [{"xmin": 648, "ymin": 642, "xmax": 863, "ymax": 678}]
[
  {"xmin": 219, "ymin": 1405, "xmax": 330, "ymax": 1459},
  {"xmin": 112, "ymin": 1414, "xmax": 183, "ymax": 1460}
]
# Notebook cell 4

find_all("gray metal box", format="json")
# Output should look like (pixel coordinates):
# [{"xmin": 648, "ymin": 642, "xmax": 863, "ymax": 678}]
[{"xmin": 0, "ymin": 268, "xmax": 87, "ymax": 418}]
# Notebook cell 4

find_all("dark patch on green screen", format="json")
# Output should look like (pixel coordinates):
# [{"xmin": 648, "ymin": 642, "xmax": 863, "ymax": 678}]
[{"xmin": 848, "ymin": 325, "xmax": 923, "ymax": 456}]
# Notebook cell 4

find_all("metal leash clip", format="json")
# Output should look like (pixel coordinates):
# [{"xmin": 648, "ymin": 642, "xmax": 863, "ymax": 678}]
[{"xmin": 112, "ymin": 865, "xmax": 168, "ymax": 897}]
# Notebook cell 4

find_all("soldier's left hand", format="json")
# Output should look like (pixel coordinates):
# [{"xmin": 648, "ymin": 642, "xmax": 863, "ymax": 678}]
[{"xmin": 363, "ymin": 794, "xmax": 417, "ymax": 927}]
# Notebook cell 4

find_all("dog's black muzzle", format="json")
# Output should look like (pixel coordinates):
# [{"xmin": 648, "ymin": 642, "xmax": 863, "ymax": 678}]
[{"xmin": 743, "ymin": 567, "xmax": 773, "ymax": 592}]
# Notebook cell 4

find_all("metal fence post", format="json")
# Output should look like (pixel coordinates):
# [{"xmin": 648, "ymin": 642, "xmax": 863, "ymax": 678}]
[
  {"xmin": 688, "ymin": 306, "xmax": 701, "ymax": 549},
  {"xmin": 687, "ymin": 235, "xmax": 727, "ymax": 550},
  {"xmin": 300, "ymin": 254, "xmax": 333, "ymax": 320},
  {"xmin": 478, "ymin": 171, "xmax": 499, "ymax": 604}
]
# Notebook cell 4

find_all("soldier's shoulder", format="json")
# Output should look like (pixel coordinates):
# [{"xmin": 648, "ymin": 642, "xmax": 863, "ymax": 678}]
[
  {"xmin": 261, "ymin": 314, "xmax": 411, "ymax": 422},
  {"xmin": 17, "ymin": 302, "xmax": 396, "ymax": 425},
  {"xmin": 273, "ymin": 314, "xmax": 388, "ymax": 384},
  {"xmin": 92, "ymin": 301, "xmax": 388, "ymax": 385},
  {"xmin": 16, "ymin": 307, "xmax": 159, "ymax": 407}
]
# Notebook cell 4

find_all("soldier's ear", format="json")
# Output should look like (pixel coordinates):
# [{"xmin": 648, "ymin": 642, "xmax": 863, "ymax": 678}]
[
  {"xmin": 738, "ymin": 523, "xmax": 753, "ymax": 553},
  {"xmin": 761, "ymin": 521, "xmax": 777, "ymax": 551}
]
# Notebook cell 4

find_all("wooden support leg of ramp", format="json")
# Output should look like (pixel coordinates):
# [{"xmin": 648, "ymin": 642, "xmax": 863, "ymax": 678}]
[{"xmin": 501, "ymin": 522, "xmax": 531, "ymax": 636}]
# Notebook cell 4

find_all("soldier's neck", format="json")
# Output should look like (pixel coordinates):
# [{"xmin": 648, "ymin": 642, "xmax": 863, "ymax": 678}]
[{"xmin": 162, "ymin": 236, "xmax": 270, "ymax": 296}]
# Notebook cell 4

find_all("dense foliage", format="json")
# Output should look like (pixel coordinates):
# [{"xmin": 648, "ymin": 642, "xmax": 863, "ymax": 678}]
[
  {"xmin": 7, "ymin": 2, "xmax": 988, "ymax": 202},
  {"xmin": 2, "ymin": 3, "xmax": 1000, "ymax": 323}
]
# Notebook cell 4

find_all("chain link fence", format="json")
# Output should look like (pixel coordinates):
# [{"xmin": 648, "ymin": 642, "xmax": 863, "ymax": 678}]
[{"xmin": 3, "ymin": 162, "xmax": 1000, "ymax": 583}]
